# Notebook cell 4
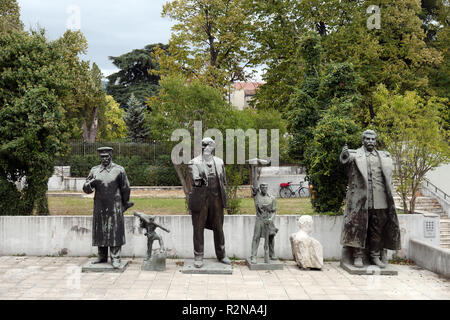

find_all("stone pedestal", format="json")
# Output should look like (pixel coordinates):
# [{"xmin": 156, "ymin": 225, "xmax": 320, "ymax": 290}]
[
  {"xmin": 340, "ymin": 261, "xmax": 398, "ymax": 275},
  {"xmin": 82, "ymin": 260, "xmax": 130, "ymax": 273},
  {"xmin": 181, "ymin": 259, "xmax": 232, "ymax": 274},
  {"xmin": 340, "ymin": 247, "xmax": 398, "ymax": 275},
  {"xmin": 246, "ymin": 258, "xmax": 284, "ymax": 270},
  {"xmin": 142, "ymin": 251, "xmax": 166, "ymax": 271}
]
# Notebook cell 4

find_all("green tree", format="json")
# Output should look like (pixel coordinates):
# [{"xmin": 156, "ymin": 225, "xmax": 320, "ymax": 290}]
[
  {"xmin": 124, "ymin": 93, "xmax": 150, "ymax": 142},
  {"xmin": 97, "ymin": 95, "xmax": 127, "ymax": 141},
  {"xmin": 0, "ymin": 0, "xmax": 23, "ymax": 33},
  {"xmin": 373, "ymin": 85, "xmax": 450, "ymax": 214},
  {"xmin": 304, "ymin": 63, "xmax": 363, "ymax": 213},
  {"xmin": 147, "ymin": 75, "xmax": 233, "ymax": 199},
  {"xmin": 0, "ymin": 30, "xmax": 73, "ymax": 215},
  {"xmin": 54, "ymin": 31, "xmax": 106, "ymax": 142},
  {"xmin": 305, "ymin": 108, "xmax": 362, "ymax": 214},
  {"xmin": 285, "ymin": 33, "xmax": 322, "ymax": 164},
  {"xmin": 106, "ymin": 43, "xmax": 168, "ymax": 109},
  {"xmin": 250, "ymin": 0, "xmax": 443, "ymax": 121},
  {"xmin": 159, "ymin": 0, "xmax": 255, "ymax": 89}
]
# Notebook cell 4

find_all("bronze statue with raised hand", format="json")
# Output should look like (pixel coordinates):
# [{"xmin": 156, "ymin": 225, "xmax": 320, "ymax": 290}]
[
  {"xmin": 134, "ymin": 211, "xmax": 170, "ymax": 261},
  {"xmin": 339, "ymin": 130, "xmax": 401, "ymax": 269}
]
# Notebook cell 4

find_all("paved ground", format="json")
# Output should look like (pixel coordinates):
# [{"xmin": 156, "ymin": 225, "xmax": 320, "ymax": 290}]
[{"xmin": 0, "ymin": 256, "xmax": 448, "ymax": 300}]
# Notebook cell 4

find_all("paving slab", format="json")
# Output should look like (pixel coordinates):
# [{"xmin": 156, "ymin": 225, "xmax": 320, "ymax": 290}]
[{"xmin": 0, "ymin": 257, "xmax": 448, "ymax": 300}]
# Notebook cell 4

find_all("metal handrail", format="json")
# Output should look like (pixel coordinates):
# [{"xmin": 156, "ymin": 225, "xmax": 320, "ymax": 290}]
[{"xmin": 423, "ymin": 178, "xmax": 449, "ymax": 201}]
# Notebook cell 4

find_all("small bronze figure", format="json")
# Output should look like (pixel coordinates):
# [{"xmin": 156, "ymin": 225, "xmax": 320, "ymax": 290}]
[
  {"xmin": 134, "ymin": 211, "xmax": 170, "ymax": 261},
  {"xmin": 339, "ymin": 130, "xmax": 401, "ymax": 269},
  {"xmin": 250, "ymin": 183, "xmax": 278, "ymax": 264},
  {"xmin": 83, "ymin": 147, "xmax": 134, "ymax": 269}
]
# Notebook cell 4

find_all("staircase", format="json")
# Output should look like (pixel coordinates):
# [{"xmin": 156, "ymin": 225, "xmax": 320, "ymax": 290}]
[
  {"xmin": 440, "ymin": 219, "xmax": 450, "ymax": 249},
  {"xmin": 393, "ymin": 196, "xmax": 445, "ymax": 216},
  {"xmin": 393, "ymin": 195, "xmax": 450, "ymax": 249}
]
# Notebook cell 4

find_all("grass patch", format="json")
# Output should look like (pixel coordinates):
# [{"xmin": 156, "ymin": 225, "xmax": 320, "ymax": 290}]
[{"xmin": 48, "ymin": 197, "xmax": 314, "ymax": 215}]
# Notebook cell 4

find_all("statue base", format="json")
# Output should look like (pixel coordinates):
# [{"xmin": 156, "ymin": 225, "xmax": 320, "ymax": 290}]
[
  {"xmin": 181, "ymin": 259, "xmax": 232, "ymax": 274},
  {"xmin": 340, "ymin": 261, "xmax": 398, "ymax": 275},
  {"xmin": 246, "ymin": 258, "xmax": 284, "ymax": 270},
  {"xmin": 82, "ymin": 259, "xmax": 130, "ymax": 273},
  {"xmin": 142, "ymin": 251, "xmax": 166, "ymax": 271}
]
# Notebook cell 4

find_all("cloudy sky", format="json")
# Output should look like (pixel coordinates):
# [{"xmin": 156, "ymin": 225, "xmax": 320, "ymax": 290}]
[{"xmin": 18, "ymin": 0, "xmax": 174, "ymax": 77}]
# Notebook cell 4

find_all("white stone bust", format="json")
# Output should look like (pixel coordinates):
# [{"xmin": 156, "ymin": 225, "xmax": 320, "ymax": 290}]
[{"xmin": 290, "ymin": 216, "xmax": 323, "ymax": 269}]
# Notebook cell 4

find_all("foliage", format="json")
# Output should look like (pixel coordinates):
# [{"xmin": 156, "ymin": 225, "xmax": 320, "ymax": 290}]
[
  {"xmin": 373, "ymin": 85, "xmax": 450, "ymax": 214},
  {"xmin": 0, "ymin": 0, "xmax": 23, "ymax": 33},
  {"xmin": 52, "ymin": 31, "xmax": 106, "ymax": 142},
  {"xmin": 225, "ymin": 164, "xmax": 244, "ymax": 215},
  {"xmin": 147, "ymin": 75, "xmax": 286, "ymax": 212},
  {"xmin": 250, "ymin": 0, "xmax": 444, "ymax": 122},
  {"xmin": 106, "ymin": 43, "xmax": 168, "ymax": 109},
  {"xmin": 305, "ymin": 63, "xmax": 363, "ymax": 213},
  {"xmin": 124, "ymin": 93, "xmax": 150, "ymax": 142},
  {"xmin": 67, "ymin": 154, "xmax": 179, "ymax": 186},
  {"xmin": 159, "ymin": 0, "xmax": 255, "ymax": 89},
  {"xmin": 0, "ymin": 30, "xmax": 71, "ymax": 215},
  {"xmin": 148, "ymin": 75, "xmax": 234, "ymax": 140},
  {"xmin": 97, "ymin": 95, "xmax": 127, "ymax": 141},
  {"xmin": 305, "ymin": 107, "xmax": 362, "ymax": 213}
]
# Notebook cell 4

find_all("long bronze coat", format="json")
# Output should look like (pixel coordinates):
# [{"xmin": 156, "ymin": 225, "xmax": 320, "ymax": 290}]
[
  {"xmin": 83, "ymin": 163, "xmax": 131, "ymax": 247},
  {"xmin": 340, "ymin": 147, "xmax": 401, "ymax": 250},
  {"xmin": 188, "ymin": 155, "xmax": 227, "ymax": 230},
  {"xmin": 253, "ymin": 192, "xmax": 278, "ymax": 239}
]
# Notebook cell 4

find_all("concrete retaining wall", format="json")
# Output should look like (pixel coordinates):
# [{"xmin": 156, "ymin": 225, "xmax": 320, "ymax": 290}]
[
  {"xmin": 0, "ymin": 214, "xmax": 438, "ymax": 260},
  {"xmin": 409, "ymin": 239, "xmax": 450, "ymax": 278}
]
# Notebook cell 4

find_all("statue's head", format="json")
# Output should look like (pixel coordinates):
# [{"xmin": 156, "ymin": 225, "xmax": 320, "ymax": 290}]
[
  {"xmin": 97, "ymin": 147, "xmax": 113, "ymax": 167},
  {"xmin": 298, "ymin": 215, "xmax": 313, "ymax": 235},
  {"xmin": 362, "ymin": 129, "xmax": 377, "ymax": 152},
  {"xmin": 259, "ymin": 183, "xmax": 269, "ymax": 196},
  {"xmin": 201, "ymin": 137, "xmax": 216, "ymax": 156}
]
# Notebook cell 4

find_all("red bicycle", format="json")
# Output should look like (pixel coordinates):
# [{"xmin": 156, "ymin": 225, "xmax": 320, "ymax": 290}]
[{"xmin": 279, "ymin": 181, "xmax": 309, "ymax": 198}]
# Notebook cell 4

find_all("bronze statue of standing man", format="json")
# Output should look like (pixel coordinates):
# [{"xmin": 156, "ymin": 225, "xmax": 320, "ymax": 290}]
[
  {"xmin": 83, "ymin": 147, "xmax": 134, "ymax": 268},
  {"xmin": 188, "ymin": 137, "xmax": 231, "ymax": 268},
  {"xmin": 339, "ymin": 130, "xmax": 401, "ymax": 268}
]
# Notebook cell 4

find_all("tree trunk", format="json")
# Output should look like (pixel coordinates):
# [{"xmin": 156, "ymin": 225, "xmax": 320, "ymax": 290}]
[
  {"xmin": 81, "ymin": 107, "xmax": 99, "ymax": 143},
  {"xmin": 401, "ymin": 192, "xmax": 408, "ymax": 214},
  {"xmin": 88, "ymin": 107, "xmax": 98, "ymax": 143},
  {"xmin": 82, "ymin": 119, "xmax": 88, "ymax": 142},
  {"xmin": 174, "ymin": 164, "xmax": 192, "ymax": 202}
]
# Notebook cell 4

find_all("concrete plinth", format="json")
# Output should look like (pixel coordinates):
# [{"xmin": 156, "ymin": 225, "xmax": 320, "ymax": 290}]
[
  {"xmin": 246, "ymin": 258, "xmax": 284, "ymax": 270},
  {"xmin": 181, "ymin": 259, "xmax": 232, "ymax": 274},
  {"xmin": 82, "ymin": 260, "xmax": 130, "ymax": 273},
  {"xmin": 340, "ymin": 261, "xmax": 398, "ymax": 275},
  {"xmin": 142, "ymin": 251, "xmax": 166, "ymax": 271}
]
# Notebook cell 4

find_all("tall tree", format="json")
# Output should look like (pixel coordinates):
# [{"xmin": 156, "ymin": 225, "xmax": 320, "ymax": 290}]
[
  {"xmin": 250, "ymin": 0, "xmax": 443, "ymax": 122},
  {"xmin": 124, "ymin": 93, "xmax": 149, "ymax": 142},
  {"xmin": 54, "ymin": 30, "xmax": 106, "ymax": 142},
  {"xmin": 106, "ymin": 43, "xmax": 168, "ymax": 109},
  {"xmin": 373, "ymin": 85, "xmax": 450, "ymax": 214},
  {"xmin": 158, "ymin": 0, "xmax": 255, "ymax": 89},
  {"xmin": 97, "ymin": 95, "xmax": 127, "ymax": 141},
  {"xmin": 0, "ymin": 0, "xmax": 23, "ymax": 33},
  {"xmin": 0, "ymin": 29, "xmax": 76, "ymax": 215}
]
